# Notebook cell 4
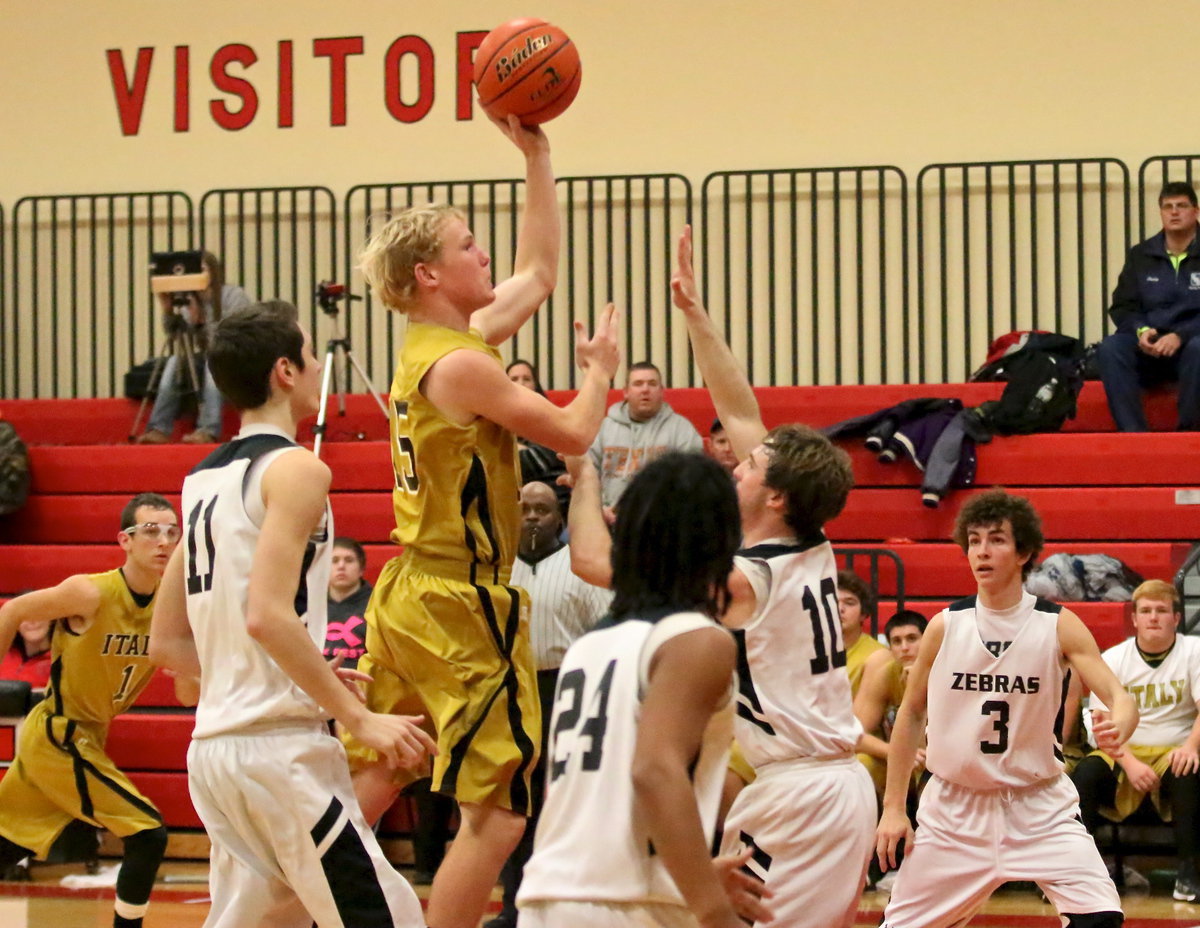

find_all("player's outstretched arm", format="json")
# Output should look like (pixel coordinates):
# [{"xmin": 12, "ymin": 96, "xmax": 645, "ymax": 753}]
[
  {"xmin": 149, "ymin": 546, "xmax": 202, "ymax": 678},
  {"xmin": 0, "ymin": 575, "xmax": 100, "ymax": 661},
  {"xmin": 249, "ymin": 450, "xmax": 436, "ymax": 770},
  {"xmin": 670, "ymin": 225, "xmax": 766, "ymax": 462},
  {"xmin": 633, "ymin": 625, "xmax": 770, "ymax": 928},
  {"xmin": 564, "ymin": 455, "xmax": 613, "ymax": 588},
  {"xmin": 1059, "ymin": 609, "xmax": 1138, "ymax": 752},
  {"xmin": 470, "ymin": 114, "xmax": 559, "ymax": 346},
  {"xmin": 876, "ymin": 614, "xmax": 944, "ymax": 871},
  {"xmin": 425, "ymin": 303, "xmax": 620, "ymax": 455}
]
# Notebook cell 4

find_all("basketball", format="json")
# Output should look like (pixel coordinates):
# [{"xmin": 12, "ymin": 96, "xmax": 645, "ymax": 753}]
[{"xmin": 473, "ymin": 18, "xmax": 582, "ymax": 125}]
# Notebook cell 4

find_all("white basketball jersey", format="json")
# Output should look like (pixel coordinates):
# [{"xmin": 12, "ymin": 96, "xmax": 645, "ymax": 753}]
[
  {"xmin": 183, "ymin": 425, "xmax": 332, "ymax": 738},
  {"xmin": 925, "ymin": 593, "xmax": 1067, "ymax": 789},
  {"xmin": 1092, "ymin": 635, "xmax": 1200, "ymax": 746},
  {"xmin": 518, "ymin": 611, "xmax": 733, "ymax": 907},
  {"xmin": 730, "ymin": 538, "xmax": 862, "ymax": 767}
]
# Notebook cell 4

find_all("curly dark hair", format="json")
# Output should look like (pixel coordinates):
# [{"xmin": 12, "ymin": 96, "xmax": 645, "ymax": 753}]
[
  {"xmin": 610, "ymin": 452, "xmax": 741, "ymax": 621},
  {"xmin": 952, "ymin": 488, "xmax": 1043, "ymax": 579},
  {"xmin": 763, "ymin": 424, "xmax": 854, "ymax": 537}
]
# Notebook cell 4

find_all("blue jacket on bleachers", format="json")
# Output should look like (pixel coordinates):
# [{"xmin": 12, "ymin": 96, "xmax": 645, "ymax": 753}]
[{"xmin": 1108, "ymin": 225, "xmax": 1200, "ymax": 339}]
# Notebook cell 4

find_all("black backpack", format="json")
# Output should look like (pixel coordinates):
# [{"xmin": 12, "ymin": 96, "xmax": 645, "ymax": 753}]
[{"xmin": 973, "ymin": 333, "xmax": 1085, "ymax": 435}]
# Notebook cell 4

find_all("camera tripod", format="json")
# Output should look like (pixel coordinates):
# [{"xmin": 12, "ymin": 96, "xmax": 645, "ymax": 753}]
[
  {"xmin": 313, "ymin": 283, "xmax": 388, "ymax": 458},
  {"xmin": 128, "ymin": 311, "xmax": 203, "ymax": 442}
]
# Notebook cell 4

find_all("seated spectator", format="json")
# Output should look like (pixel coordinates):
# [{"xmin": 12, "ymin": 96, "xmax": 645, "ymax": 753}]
[
  {"xmin": 0, "ymin": 618, "xmax": 52, "ymax": 690},
  {"xmin": 1098, "ymin": 181, "xmax": 1200, "ymax": 432},
  {"xmin": 1072, "ymin": 579, "xmax": 1200, "ymax": 902},
  {"xmin": 589, "ymin": 361, "xmax": 702, "ymax": 520},
  {"xmin": 137, "ymin": 251, "xmax": 253, "ymax": 444},
  {"xmin": 506, "ymin": 359, "xmax": 569, "ymax": 513},
  {"xmin": 854, "ymin": 610, "xmax": 929, "ymax": 795},
  {"xmin": 324, "ymin": 537, "xmax": 370, "ymax": 670},
  {"xmin": 706, "ymin": 418, "xmax": 739, "ymax": 472},
  {"xmin": 838, "ymin": 570, "xmax": 885, "ymax": 696}
]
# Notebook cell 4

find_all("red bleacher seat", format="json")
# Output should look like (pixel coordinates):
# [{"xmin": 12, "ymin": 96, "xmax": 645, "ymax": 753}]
[{"xmin": 107, "ymin": 712, "xmax": 194, "ymax": 770}]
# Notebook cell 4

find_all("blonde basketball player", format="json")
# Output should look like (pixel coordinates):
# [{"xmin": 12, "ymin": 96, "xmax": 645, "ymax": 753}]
[
  {"xmin": 348, "ymin": 113, "xmax": 619, "ymax": 928},
  {"xmin": 875, "ymin": 489, "xmax": 1139, "ymax": 928},
  {"xmin": 0, "ymin": 492, "xmax": 181, "ymax": 928},
  {"xmin": 150, "ymin": 301, "xmax": 435, "ymax": 928}
]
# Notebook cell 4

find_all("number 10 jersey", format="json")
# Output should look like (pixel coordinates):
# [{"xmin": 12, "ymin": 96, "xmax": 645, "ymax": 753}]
[
  {"xmin": 182, "ymin": 426, "xmax": 332, "ymax": 738},
  {"xmin": 925, "ymin": 593, "xmax": 1068, "ymax": 789}
]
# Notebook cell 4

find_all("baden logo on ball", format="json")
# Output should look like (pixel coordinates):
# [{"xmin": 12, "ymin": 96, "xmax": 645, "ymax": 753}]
[{"xmin": 473, "ymin": 18, "xmax": 582, "ymax": 125}]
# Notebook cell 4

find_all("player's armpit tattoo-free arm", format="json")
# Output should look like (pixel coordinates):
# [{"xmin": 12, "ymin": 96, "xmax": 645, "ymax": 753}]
[
  {"xmin": 633, "ymin": 626, "xmax": 754, "ymax": 928},
  {"xmin": 565, "ymin": 456, "xmax": 613, "ymax": 588},
  {"xmin": 854, "ymin": 653, "xmax": 896, "ymax": 761},
  {"xmin": 470, "ymin": 116, "xmax": 558, "ymax": 345},
  {"xmin": 149, "ymin": 546, "xmax": 201, "ymax": 678},
  {"xmin": 1059, "ymin": 609, "xmax": 1138, "ymax": 748},
  {"xmin": 0, "ymin": 575, "xmax": 100, "ymax": 661},
  {"xmin": 876, "ymin": 615, "xmax": 944, "ymax": 870},
  {"xmin": 671, "ymin": 225, "xmax": 766, "ymax": 462}
]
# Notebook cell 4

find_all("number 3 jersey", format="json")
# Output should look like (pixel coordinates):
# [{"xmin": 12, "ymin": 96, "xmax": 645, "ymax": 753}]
[
  {"xmin": 182, "ymin": 426, "xmax": 332, "ymax": 738},
  {"xmin": 925, "ymin": 592, "xmax": 1068, "ymax": 789},
  {"xmin": 731, "ymin": 538, "xmax": 862, "ymax": 767},
  {"xmin": 518, "ymin": 611, "xmax": 734, "ymax": 907}
]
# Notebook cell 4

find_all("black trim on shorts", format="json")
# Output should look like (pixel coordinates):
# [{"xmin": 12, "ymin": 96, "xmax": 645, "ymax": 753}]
[
  {"xmin": 439, "ymin": 584, "xmax": 535, "ymax": 816},
  {"xmin": 310, "ymin": 796, "xmax": 394, "ymax": 928},
  {"xmin": 43, "ymin": 717, "xmax": 162, "ymax": 826}
]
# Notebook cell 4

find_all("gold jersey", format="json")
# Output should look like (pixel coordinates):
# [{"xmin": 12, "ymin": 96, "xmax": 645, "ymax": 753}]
[
  {"xmin": 388, "ymin": 323, "xmax": 520, "ymax": 568},
  {"xmin": 845, "ymin": 633, "xmax": 885, "ymax": 697},
  {"xmin": 44, "ymin": 568, "xmax": 157, "ymax": 727}
]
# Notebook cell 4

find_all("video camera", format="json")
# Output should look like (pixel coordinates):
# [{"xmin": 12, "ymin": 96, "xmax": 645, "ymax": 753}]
[
  {"xmin": 315, "ymin": 280, "xmax": 362, "ymax": 315},
  {"xmin": 150, "ymin": 251, "xmax": 210, "ymax": 329}
]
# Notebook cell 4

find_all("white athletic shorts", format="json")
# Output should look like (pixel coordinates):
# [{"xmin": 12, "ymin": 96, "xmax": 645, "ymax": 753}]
[
  {"xmin": 720, "ymin": 754, "xmax": 875, "ymax": 928},
  {"xmin": 518, "ymin": 899, "xmax": 696, "ymax": 928},
  {"xmin": 882, "ymin": 774, "xmax": 1122, "ymax": 928},
  {"xmin": 188, "ymin": 722, "xmax": 425, "ymax": 928}
]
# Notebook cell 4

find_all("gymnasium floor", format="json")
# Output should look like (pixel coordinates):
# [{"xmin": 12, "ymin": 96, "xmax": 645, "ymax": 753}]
[{"xmin": 1, "ymin": 864, "xmax": 1199, "ymax": 927}]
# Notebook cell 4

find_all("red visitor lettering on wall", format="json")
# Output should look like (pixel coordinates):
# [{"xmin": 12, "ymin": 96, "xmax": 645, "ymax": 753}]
[{"xmin": 104, "ymin": 31, "xmax": 489, "ymax": 135}]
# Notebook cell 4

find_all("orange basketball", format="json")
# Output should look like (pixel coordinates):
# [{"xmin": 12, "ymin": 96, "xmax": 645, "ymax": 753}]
[{"xmin": 474, "ymin": 18, "xmax": 582, "ymax": 125}]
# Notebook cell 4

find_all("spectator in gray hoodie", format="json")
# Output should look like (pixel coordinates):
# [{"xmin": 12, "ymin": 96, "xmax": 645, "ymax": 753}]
[{"xmin": 588, "ymin": 361, "xmax": 703, "ymax": 519}]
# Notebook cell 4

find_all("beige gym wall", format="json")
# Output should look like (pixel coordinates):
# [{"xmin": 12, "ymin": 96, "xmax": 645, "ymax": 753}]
[
  {"xmin": 0, "ymin": 1, "xmax": 1183, "ymax": 395},
  {"xmin": 0, "ymin": 0, "xmax": 1177, "ymax": 200}
]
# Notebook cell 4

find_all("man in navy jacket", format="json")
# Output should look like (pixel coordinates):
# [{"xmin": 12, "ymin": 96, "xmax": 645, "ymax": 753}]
[{"xmin": 1098, "ymin": 182, "xmax": 1200, "ymax": 431}]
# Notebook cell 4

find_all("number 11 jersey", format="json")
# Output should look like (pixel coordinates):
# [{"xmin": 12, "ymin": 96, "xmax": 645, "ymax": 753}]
[
  {"xmin": 182, "ymin": 425, "xmax": 332, "ymax": 738},
  {"xmin": 925, "ymin": 592, "xmax": 1068, "ymax": 789}
]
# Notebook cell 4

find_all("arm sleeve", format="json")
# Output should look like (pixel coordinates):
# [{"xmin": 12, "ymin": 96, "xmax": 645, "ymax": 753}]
[{"xmin": 1108, "ymin": 252, "xmax": 1147, "ymax": 334}]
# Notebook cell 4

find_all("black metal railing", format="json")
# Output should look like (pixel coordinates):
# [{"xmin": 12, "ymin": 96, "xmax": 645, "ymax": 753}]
[
  {"xmin": 834, "ymin": 546, "xmax": 907, "ymax": 638},
  {"xmin": 700, "ymin": 166, "xmax": 909, "ymax": 387},
  {"xmin": 916, "ymin": 159, "xmax": 1131, "ymax": 382},
  {"xmin": 7, "ymin": 192, "xmax": 194, "ymax": 398},
  {"xmin": 1138, "ymin": 155, "xmax": 1200, "ymax": 240},
  {"xmin": 198, "ymin": 186, "xmax": 339, "ymax": 339},
  {"xmin": 342, "ymin": 178, "xmax": 524, "ymax": 388},
  {"xmin": 554, "ymin": 174, "xmax": 692, "ymax": 387}
]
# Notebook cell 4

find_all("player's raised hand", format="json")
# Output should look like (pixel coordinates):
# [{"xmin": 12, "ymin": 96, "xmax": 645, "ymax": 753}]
[
  {"xmin": 351, "ymin": 712, "xmax": 438, "ymax": 771},
  {"xmin": 875, "ymin": 806, "xmax": 913, "ymax": 872},
  {"xmin": 671, "ymin": 225, "xmax": 705, "ymax": 316},
  {"xmin": 574, "ymin": 302, "xmax": 621, "ymax": 380},
  {"xmin": 712, "ymin": 846, "xmax": 774, "ymax": 925},
  {"xmin": 488, "ymin": 111, "xmax": 549, "ymax": 158}
]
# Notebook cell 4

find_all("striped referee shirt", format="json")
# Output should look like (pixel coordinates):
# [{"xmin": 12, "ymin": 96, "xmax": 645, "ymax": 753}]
[{"xmin": 512, "ymin": 543, "xmax": 612, "ymax": 670}]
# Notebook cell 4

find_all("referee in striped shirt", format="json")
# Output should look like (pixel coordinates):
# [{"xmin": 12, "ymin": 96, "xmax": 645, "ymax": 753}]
[{"xmin": 486, "ymin": 481, "xmax": 612, "ymax": 928}]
